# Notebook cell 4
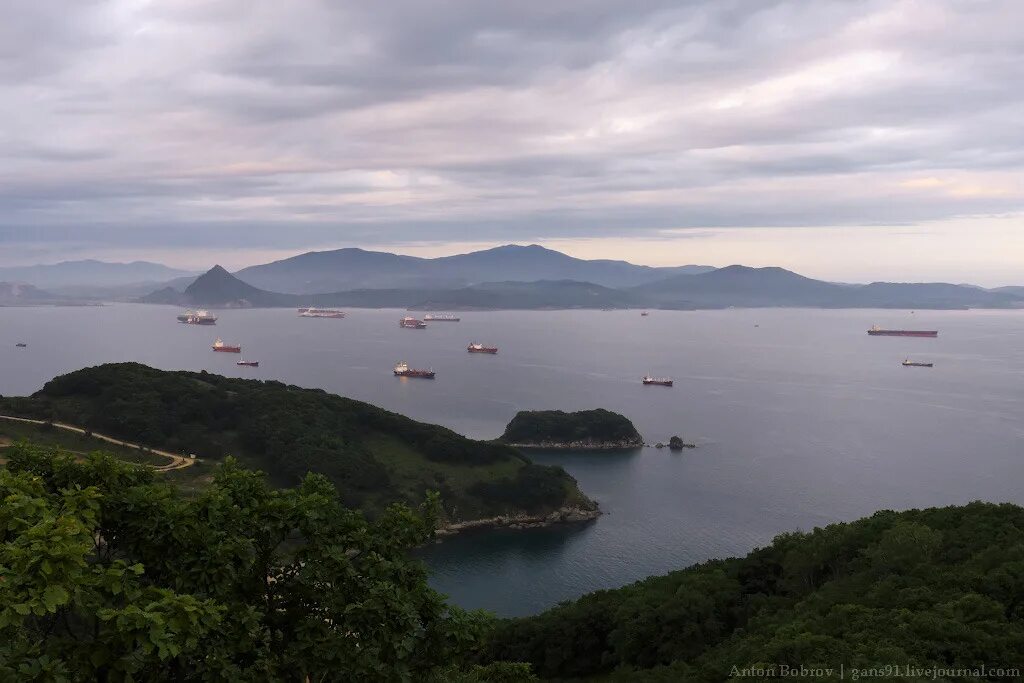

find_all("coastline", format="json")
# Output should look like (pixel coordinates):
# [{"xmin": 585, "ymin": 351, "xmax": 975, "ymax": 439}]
[
  {"xmin": 435, "ymin": 505, "xmax": 602, "ymax": 538},
  {"xmin": 504, "ymin": 439, "xmax": 643, "ymax": 450}
]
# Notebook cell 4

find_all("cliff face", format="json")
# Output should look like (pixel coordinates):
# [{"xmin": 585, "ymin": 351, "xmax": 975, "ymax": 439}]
[{"xmin": 499, "ymin": 409, "xmax": 644, "ymax": 449}]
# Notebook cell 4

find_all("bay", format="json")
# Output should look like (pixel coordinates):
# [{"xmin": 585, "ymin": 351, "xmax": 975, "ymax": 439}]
[{"xmin": 1, "ymin": 304, "xmax": 1022, "ymax": 616}]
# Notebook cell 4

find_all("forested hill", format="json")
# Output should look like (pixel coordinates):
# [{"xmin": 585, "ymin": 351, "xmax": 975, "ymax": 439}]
[
  {"xmin": 482, "ymin": 501, "xmax": 1024, "ymax": 680},
  {"xmin": 0, "ymin": 363, "xmax": 594, "ymax": 522}
]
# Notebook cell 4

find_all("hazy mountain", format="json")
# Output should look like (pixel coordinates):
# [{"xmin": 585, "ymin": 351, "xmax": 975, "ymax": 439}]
[
  {"xmin": 637, "ymin": 265, "xmax": 848, "ymax": 308},
  {"xmin": 0, "ymin": 282, "xmax": 58, "ymax": 304},
  {"xmin": 0, "ymin": 260, "xmax": 195, "ymax": 289},
  {"xmin": 235, "ymin": 244, "xmax": 715, "ymax": 293},
  {"xmin": 638, "ymin": 265, "xmax": 1024, "ymax": 309},
  {"xmin": 993, "ymin": 285, "xmax": 1024, "ymax": 297},
  {"xmin": 139, "ymin": 263, "xmax": 1023, "ymax": 311},
  {"xmin": 137, "ymin": 265, "xmax": 292, "ymax": 307}
]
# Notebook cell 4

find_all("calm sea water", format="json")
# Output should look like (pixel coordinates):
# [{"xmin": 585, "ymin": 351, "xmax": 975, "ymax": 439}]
[{"xmin": 2, "ymin": 304, "xmax": 1023, "ymax": 616}]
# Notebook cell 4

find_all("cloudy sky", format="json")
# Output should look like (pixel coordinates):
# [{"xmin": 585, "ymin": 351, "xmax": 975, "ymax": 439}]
[{"xmin": 2, "ymin": 0, "xmax": 1022, "ymax": 284}]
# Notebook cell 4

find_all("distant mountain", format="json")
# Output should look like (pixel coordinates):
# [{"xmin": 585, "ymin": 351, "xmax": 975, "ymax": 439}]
[
  {"xmin": 638, "ymin": 265, "xmax": 1024, "ymax": 309},
  {"xmin": 139, "ymin": 262, "xmax": 1023, "ymax": 311},
  {"xmin": 137, "ymin": 265, "xmax": 292, "ymax": 307},
  {"xmin": 993, "ymin": 285, "xmax": 1024, "ymax": 297},
  {"xmin": 0, "ymin": 260, "xmax": 195, "ymax": 289},
  {"xmin": 0, "ymin": 282, "xmax": 58, "ymax": 305},
  {"xmin": 636, "ymin": 265, "xmax": 848, "ymax": 308},
  {"xmin": 235, "ymin": 244, "xmax": 715, "ymax": 293}
]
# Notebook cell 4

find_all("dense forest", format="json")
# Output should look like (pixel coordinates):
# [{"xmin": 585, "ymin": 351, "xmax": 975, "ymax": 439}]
[
  {"xmin": 0, "ymin": 363, "xmax": 593, "ymax": 522},
  {"xmin": 482, "ymin": 501, "xmax": 1024, "ymax": 680},
  {"xmin": 0, "ymin": 443, "xmax": 536, "ymax": 681},
  {"xmin": 499, "ymin": 409, "xmax": 643, "ymax": 447}
]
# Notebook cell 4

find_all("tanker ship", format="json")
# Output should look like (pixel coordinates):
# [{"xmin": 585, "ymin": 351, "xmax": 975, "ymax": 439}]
[
  {"xmin": 177, "ymin": 310, "xmax": 218, "ymax": 325},
  {"xmin": 393, "ymin": 361, "xmax": 435, "ymax": 378},
  {"xmin": 868, "ymin": 326, "xmax": 938, "ymax": 337},
  {"xmin": 642, "ymin": 375, "xmax": 674, "ymax": 387},
  {"xmin": 299, "ymin": 307, "xmax": 345, "ymax": 318},
  {"xmin": 212, "ymin": 338, "xmax": 241, "ymax": 353},
  {"xmin": 467, "ymin": 342, "xmax": 498, "ymax": 354}
]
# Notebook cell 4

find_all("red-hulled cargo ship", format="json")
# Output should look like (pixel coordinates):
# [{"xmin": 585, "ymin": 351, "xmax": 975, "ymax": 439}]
[
  {"xmin": 212, "ymin": 338, "xmax": 241, "ymax": 353},
  {"xmin": 642, "ymin": 375, "xmax": 673, "ymax": 387},
  {"xmin": 867, "ymin": 326, "xmax": 938, "ymax": 337},
  {"xmin": 393, "ymin": 361, "xmax": 434, "ymax": 378},
  {"xmin": 399, "ymin": 317, "xmax": 427, "ymax": 329},
  {"xmin": 467, "ymin": 342, "xmax": 498, "ymax": 354}
]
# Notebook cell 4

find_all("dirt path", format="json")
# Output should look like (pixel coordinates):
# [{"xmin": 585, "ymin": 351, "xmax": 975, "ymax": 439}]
[{"xmin": 0, "ymin": 415, "xmax": 197, "ymax": 471}]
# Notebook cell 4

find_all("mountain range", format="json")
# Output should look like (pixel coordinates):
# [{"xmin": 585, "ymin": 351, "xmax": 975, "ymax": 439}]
[
  {"xmin": 140, "ymin": 260, "xmax": 1024, "ymax": 311},
  {"xmin": 0, "ymin": 260, "xmax": 196, "ymax": 291},
  {"xmin": 2, "ymin": 245, "xmax": 1021, "ymax": 310},
  {"xmin": 234, "ymin": 244, "xmax": 715, "ymax": 293}
]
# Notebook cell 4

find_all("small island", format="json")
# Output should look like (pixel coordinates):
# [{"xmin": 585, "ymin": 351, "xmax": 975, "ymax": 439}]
[{"xmin": 499, "ymin": 408, "xmax": 644, "ymax": 449}]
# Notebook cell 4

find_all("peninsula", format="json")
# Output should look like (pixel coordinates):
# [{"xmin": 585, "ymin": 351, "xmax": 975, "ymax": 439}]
[
  {"xmin": 0, "ymin": 363, "xmax": 597, "ymax": 530},
  {"xmin": 499, "ymin": 409, "xmax": 644, "ymax": 449}
]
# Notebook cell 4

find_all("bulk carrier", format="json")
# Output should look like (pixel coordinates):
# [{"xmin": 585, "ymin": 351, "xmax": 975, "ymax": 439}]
[{"xmin": 868, "ymin": 325, "xmax": 938, "ymax": 337}]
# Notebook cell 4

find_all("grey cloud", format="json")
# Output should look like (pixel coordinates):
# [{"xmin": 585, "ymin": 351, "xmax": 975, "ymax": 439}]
[{"xmin": 1, "ymin": 0, "xmax": 1022, "ymax": 261}]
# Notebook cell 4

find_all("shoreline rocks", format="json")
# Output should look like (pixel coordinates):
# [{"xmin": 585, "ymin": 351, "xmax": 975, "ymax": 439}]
[
  {"xmin": 504, "ymin": 438, "xmax": 643, "ymax": 450},
  {"xmin": 435, "ymin": 505, "xmax": 602, "ymax": 538}
]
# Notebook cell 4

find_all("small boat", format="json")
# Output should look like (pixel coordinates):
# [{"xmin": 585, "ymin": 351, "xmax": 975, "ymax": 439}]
[
  {"xmin": 212, "ymin": 338, "xmax": 241, "ymax": 353},
  {"xmin": 424, "ymin": 313, "xmax": 460, "ymax": 322},
  {"xmin": 177, "ymin": 309, "xmax": 218, "ymax": 325},
  {"xmin": 902, "ymin": 359, "xmax": 934, "ymax": 368},
  {"xmin": 399, "ymin": 317, "xmax": 427, "ymax": 329},
  {"xmin": 236, "ymin": 360, "xmax": 259, "ymax": 367},
  {"xmin": 15, "ymin": 342, "xmax": 27, "ymax": 348},
  {"xmin": 393, "ymin": 361, "xmax": 435, "ymax": 378},
  {"xmin": 467, "ymin": 342, "xmax": 498, "ymax": 354},
  {"xmin": 642, "ymin": 375, "xmax": 674, "ymax": 387}
]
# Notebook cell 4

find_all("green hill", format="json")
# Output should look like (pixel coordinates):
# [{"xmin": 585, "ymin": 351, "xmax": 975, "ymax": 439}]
[
  {"xmin": 499, "ymin": 409, "xmax": 643, "ymax": 449},
  {"xmin": 481, "ymin": 501, "xmax": 1024, "ymax": 680},
  {"xmin": 0, "ymin": 363, "xmax": 594, "ymax": 524}
]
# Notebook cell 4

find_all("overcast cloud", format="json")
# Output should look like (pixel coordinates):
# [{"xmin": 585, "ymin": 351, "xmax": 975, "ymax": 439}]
[{"xmin": 1, "ymin": 0, "xmax": 1022, "ymax": 278}]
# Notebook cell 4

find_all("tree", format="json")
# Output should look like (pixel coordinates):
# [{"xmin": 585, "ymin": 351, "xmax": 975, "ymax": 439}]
[{"xmin": 0, "ymin": 443, "xmax": 492, "ymax": 681}]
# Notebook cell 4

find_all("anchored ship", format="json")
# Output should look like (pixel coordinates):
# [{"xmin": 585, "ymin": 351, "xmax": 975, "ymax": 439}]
[
  {"xmin": 15, "ymin": 342, "xmax": 27, "ymax": 348},
  {"xmin": 177, "ymin": 309, "xmax": 218, "ymax": 325},
  {"xmin": 236, "ymin": 359, "xmax": 259, "ymax": 367},
  {"xmin": 902, "ymin": 359, "xmax": 934, "ymax": 367},
  {"xmin": 212, "ymin": 338, "xmax": 241, "ymax": 353},
  {"xmin": 642, "ymin": 375, "xmax": 674, "ymax": 387},
  {"xmin": 868, "ymin": 325, "xmax": 938, "ymax": 337},
  {"xmin": 399, "ymin": 317, "xmax": 427, "ymax": 329},
  {"xmin": 393, "ymin": 361, "xmax": 435, "ymax": 378},
  {"xmin": 467, "ymin": 342, "xmax": 498, "ymax": 354},
  {"xmin": 424, "ymin": 313, "xmax": 460, "ymax": 322},
  {"xmin": 299, "ymin": 307, "xmax": 345, "ymax": 319}
]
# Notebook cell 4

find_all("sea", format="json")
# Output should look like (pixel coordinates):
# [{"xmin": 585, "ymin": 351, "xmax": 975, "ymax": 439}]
[{"xmin": 2, "ymin": 304, "xmax": 1022, "ymax": 616}]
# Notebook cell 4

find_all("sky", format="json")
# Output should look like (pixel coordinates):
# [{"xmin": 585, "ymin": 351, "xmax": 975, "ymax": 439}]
[{"xmin": 1, "ymin": 0, "xmax": 1022, "ymax": 285}]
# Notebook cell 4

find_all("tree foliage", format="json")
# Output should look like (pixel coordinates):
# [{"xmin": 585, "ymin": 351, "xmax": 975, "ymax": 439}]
[
  {"xmin": 482, "ymin": 502, "xmax": 1024, "ymax": 680},
  {"xmin": 499, "ymin": 409, "xmax": 642, "ymax": 446},
  {"xmin": 0, "ymin": 443, "xmax": 503, "ymax": 681}
]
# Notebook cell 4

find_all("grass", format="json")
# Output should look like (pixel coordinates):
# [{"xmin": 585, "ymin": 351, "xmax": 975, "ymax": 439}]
[{"xmin": 0, "ymin": 420, "xmax": 172, "ymax": 467}]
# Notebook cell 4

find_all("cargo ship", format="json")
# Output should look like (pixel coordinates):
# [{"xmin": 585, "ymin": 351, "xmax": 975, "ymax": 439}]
[
  {"xmin": 236, "ymin": 359, "xmax": 259, "ymax": 367},
  {"xmin": 467, "ymin": 342, "xmax": 498, "ymax": 354},
  {"xmin": 424, "ymin": 313, "xmax": 460, "ymax": 322},
  {"xmin": 902, "ymin": 359, "xmax": 934, "ymax": 368},
  {"xmin": 642, "ymin": 375, "xmax": 673, "ymax": 387},
  {"xmin": 15, "ymin": 342, "xmax": 26, "ymax": 348},
  {"xmin": 868, "ymin": 325, "xmax": 938, "ymax": 337},
  {"xmin": 393, "ymin": 361, "xmax": 434, "ymax": 378},
  {"xmin": 212, "ymin": 338, "xmax": 241, "ymax": 353},
  {"xmin": 399, "ymin": 317, "xmax": 427, "ymax": 329},
  {"xmin": 299, "ymin": 307, "xmax": 345, "ymax": 319},
  {"xmin": 177, "ymin": 309, "xmax": 218, "ymax": 325}
]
